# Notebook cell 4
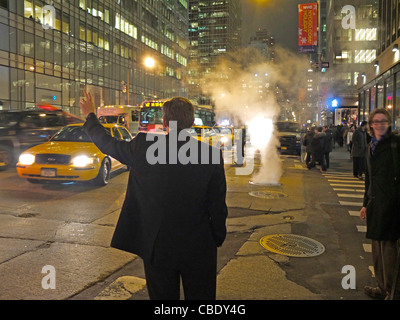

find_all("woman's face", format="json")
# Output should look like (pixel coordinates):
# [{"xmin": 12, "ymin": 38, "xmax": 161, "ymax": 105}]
[{"xmin": 371, "ymin": 113, "xmax": 390, "ymax": 139}]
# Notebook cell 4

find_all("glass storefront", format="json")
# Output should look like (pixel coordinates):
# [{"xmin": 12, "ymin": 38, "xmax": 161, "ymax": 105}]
[{"xmin": 358, "ymin": 65, "xmax": 400, "ymax": 129}]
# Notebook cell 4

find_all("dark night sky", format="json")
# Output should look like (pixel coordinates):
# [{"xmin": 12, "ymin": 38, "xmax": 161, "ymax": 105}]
[{"xmin": 241, "ymin": 0, "xmax": 315, "ymax": 53}]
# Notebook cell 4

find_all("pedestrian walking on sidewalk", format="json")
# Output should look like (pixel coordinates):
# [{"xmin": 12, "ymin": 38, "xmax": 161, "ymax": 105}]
[
  {"xmin": 322, "ymin": 125, "xmax": 333, "ymax": 169},
  {"xmin": 352, "ymin": 121, "xmax": 368, "ymax": 179},
  {"xmin": 347, "ymin": 125, "xmax": 355, "ymax": 154},
  {"xmin": 303, "ymin": 126, "xmax": 315, "ymax": 166},
  {"xmin": 80, "ymin": 91, "xmax": 228, "ymax": 300},
  {"xmin": 307, "ymin": 127, "xmax": 327, "ymax": 171},
  {"xmin": 360, "ymin": 108, "xmax": 400, "ymax": 300}
]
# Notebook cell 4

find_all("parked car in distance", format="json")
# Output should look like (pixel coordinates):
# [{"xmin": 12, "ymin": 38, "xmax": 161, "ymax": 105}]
[{"xmin": 276, "ymin": 121, "xmax": 302, "ymax": 156}]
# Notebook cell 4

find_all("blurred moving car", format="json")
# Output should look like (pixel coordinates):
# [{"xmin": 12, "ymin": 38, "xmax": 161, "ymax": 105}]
[
  {"xmin": 213, "ymin": 126, "xmax": 235, "ymax": 149},
  {"xmin": 276, "ymin": 121, "xmax": 302, "ymax": 155},
  {"xmin": 0, "ymin": 108, "xmax": 84, "ymax": 171},
  {"xmin": 16, "ymin": 123, "xmax": 132, "ymax": 186},
  {"xmin": 189, "ymin": 125, "xmax": 221, "ymax": 148}
]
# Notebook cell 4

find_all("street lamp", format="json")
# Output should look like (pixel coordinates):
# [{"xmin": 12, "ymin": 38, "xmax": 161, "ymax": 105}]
[
  {"xmin": 144, "ymin": 57, "xmax": 155, "ymax": 69},
  {"xmin": 144, "ymin": 57, "xmax": 156, "ymax": 98}
]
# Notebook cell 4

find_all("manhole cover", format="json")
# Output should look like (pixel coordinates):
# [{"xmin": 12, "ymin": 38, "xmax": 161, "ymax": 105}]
[
  {"xmin": 260, "ymin": 234, "xmax": 325, "ymax": 257},
  {"xmin": 249, "ymin": 191, "xmax": 287, "ymax": 199}
]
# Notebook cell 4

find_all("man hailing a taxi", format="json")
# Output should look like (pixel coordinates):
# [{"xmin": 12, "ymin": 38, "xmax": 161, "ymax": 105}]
[{"xmin": 79, "ymin": 91, "xmax": 228, "ymax": 300}]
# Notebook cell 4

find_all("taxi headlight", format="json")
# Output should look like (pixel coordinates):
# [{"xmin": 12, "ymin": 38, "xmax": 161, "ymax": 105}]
[
  {"xmin": 72, "ymin": 155, "xmax": 98, "ymax": 167},
  {"xmin": 19, "ymin": 153, "xmax": 35, "ymax": 165}
]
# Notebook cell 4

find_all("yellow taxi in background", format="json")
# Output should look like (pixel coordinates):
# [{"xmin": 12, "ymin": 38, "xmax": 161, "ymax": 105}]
[
  {"xmin": 16, "ymin": 123, "xmax": 132, "ymax": 186},
  {"xmin": 213, "ymin": 126, "xmax": 235, "ymax": 150},
  {"xmin": 189, "ymin": 125, "xmax": 221, "ymax": 148}
]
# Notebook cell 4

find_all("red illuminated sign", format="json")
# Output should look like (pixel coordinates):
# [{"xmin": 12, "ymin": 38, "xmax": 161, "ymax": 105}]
[{"xmin": 298, "ymin": 3, "xmax": 318, "ymax": 53}]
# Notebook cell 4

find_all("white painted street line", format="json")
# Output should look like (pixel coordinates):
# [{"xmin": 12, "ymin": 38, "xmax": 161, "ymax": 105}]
[
  {"xmin": 340, "ymin": 201, "xmax": 363, "ymax": 206},
  {"xmin": 349, "ymin": 210, "xmax": 360, "ymax": 216},
  {"xmin": 356, "ymin": 225, "xmax": 367, "ymax": 232},
  {"xmin": 369, "ymin": 266, "xmax": 375, "ymax": 277},
  {"xmin": 328, "ymin": 179, "xmax": 364, "ymax": 183},
  {"xmin": 323, "ymin": 175, "xmax": 359, "ymax": 180},
  {"xmin": 333, "ymin": 188, "xmax": 364, "ymax": 192},
  {"xmin": 322, "ymin": 171, "xmax": 353, "ymax": 175},
  {"xmin": 337, "ymin": 193, "xmax": 364, "ymax": 198},
  {"xmin": 363, "ymin": 243, "xmax": 372, "ymax": 253},
  {"xmin": 330, "ymin": 183, "xmax": 364, "ymax": 187}
]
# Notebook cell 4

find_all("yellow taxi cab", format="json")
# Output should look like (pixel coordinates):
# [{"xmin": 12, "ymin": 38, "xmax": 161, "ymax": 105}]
[
  {"xmin": 16, "ymin": 123, "xmax": 132, "ymax": 186},
  {"xmin": 189, "ymin": 125, "xmax": 221, "ymax": 148}
]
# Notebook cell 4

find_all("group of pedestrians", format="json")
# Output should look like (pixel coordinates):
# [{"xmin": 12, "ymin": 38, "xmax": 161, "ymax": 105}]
[{"xmin": 303, "ymin": 125, "xmax": 333, "ymax": 171}]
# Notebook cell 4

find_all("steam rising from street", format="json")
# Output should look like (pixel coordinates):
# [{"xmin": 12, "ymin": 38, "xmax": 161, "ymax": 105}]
[{"xmin": 202, "ymin": 47, "xmax": 309, "ymax": 184}]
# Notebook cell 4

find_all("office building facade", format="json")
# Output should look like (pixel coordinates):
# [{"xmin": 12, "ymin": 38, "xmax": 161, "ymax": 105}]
[
  {"xmin": 325, "ymin": 0, "xmax": 379, "ymax": 125},
  {"xmin": 188, "ymin": 0, "xmax": 241, "ymax": 104},
  {"xmin": 0, "ymin": 0, "xmax": 189, "ymax": 115},
  {"xmin": 358, "ymin": 0, "xmax": 400, "ymax": 129}
]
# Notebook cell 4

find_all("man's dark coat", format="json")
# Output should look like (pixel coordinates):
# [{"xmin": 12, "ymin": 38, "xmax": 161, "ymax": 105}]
[{"xmin": 84, "ymin": 114, "xmax": 228, "ymax": 264}]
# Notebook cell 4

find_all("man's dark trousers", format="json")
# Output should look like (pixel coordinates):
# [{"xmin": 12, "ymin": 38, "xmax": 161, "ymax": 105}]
[{"xmin": 144, "ymin": 243, "xmax": 217, "ymax": 300}]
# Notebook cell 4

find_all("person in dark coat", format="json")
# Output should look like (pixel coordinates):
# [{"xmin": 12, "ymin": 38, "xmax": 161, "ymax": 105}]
[
  {"xmin": 307, "ymin": 127, "xmax": 327, "ymax": 171},
  {"xmin": 352, "ymin": 121, "xmax": 368, "ymax": 179},
  {"xmin": 80, "ymin": 91, "xmax": 228, "ymax": 300},
  {"xmin": 322, "ymin": 125, "xmax": 333, "ymax": 169},
  {"xmin": 360, "ymin": 108, "xmax": 400, "ymax": 300},
  {"xmin": 303, "ymin": 127, "xmax": 315, "ymax": 166}
]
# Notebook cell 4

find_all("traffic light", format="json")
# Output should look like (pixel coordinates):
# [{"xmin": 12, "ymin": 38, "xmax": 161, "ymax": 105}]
[{"xmin": 121, "ymin": 81, "xmax": 127, "ymax": 93}]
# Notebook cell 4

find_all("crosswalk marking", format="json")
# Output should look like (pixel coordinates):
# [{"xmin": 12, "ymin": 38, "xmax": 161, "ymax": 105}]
[
  {"xmin": 322, "ymin": 175, "xmax": 359, "ymax": 180},
  {"xmin": 327, "ymin": 179, "xmax": 364, "ymax": 184},
  {"xmin": 349, "ymin": 210, "xmax": 360, "ymax": 216},
  {"xmin": 363, "ymin": 243, "xmax": 372, "ymax": 253},
  {"xmin": 339, "ymin": 201, "xmax": 363, "ymax": 206},
  {"xmin": 357, "ymin": 225, "xmax": 367, "ymax": 232},
  {"xmin": 323, "ymin": 170, "xmax": 373, "ymax": 278},
  {"xmin": 333, "ymin": 188, "xmax": 364, "ymax": 192},
  {"xmin": 337, "ymin": 193, "xmax": 364, "ymax": 198},
  {"xmin": 330, "ymin": 183, "xmax": 365, "ymax": 187}
]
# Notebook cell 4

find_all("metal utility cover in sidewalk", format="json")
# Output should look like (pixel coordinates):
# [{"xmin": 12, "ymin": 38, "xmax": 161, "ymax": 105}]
[{"xmin": 260, "ymin": 234, "xmax": 325, "ymax": 257}]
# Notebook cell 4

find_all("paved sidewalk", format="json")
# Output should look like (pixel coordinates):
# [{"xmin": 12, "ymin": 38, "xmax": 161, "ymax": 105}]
[{"xmin": 216, "ymin": 145, "xmax": 358, "ymax": 300}]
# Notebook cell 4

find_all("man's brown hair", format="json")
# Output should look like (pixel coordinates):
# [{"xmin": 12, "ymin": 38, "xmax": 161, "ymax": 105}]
[{"xmin": 163, "ymin": 97, "xmax": 194, "ymax": 130}]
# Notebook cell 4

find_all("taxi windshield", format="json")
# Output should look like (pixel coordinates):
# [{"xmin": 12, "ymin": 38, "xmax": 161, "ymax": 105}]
[{"xmin": 214, "ymin": 127, "xmax": 233, "ymax": 134}]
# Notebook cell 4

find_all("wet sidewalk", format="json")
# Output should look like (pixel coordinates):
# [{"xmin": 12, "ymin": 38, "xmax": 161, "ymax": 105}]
[{"xmin": 217, "ymin": 145, "xmax": 359, "ymax": 300}]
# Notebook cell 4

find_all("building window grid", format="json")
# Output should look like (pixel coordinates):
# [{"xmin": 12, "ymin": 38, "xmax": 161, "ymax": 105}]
[{"xmin": 2, "ymin": 0, "xmax": 188, "ymax": 111}]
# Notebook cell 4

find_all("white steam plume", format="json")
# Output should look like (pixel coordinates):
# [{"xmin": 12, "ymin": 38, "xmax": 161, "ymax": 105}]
[{"xmin": 202, "ymin": 47, "xmax": 309, "ymax": 185}]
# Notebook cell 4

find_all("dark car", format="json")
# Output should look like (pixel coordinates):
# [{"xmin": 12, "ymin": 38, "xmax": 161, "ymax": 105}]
[
  {"xmin": 276, "ymin": 121, "xmax": 302, "ymax": 155},
  {"xmin": 0, "ymin": 110, "xmax": 72, "ymax": 170}
]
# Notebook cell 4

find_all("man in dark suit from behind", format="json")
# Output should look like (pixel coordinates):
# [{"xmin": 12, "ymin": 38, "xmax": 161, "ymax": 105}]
[{"xmin": 80, "ymin": 91, "xmax": 228, "ymax": 300}]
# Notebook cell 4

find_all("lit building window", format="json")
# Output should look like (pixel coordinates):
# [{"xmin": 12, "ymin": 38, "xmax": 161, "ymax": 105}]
[
  {"xmin": 354, "ymin": 49, "xmax": 376, "ymax": 63},
  {"xmin": 355, "ymin": 28, "xmax": 377, "ymax": 41}
]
